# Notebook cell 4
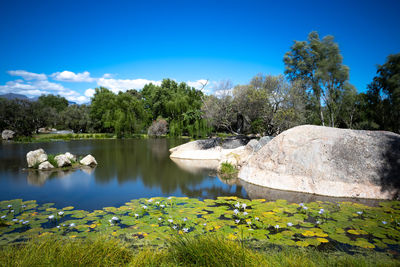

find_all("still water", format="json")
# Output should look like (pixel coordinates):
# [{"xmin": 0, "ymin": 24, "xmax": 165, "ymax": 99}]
[
  {"xmin": 0, "ymin": 139, "xmax": 248, "ymax": 210},
  {"xmin": 0, "ymin": 139, "xmax": 378, "ymax": 210}
]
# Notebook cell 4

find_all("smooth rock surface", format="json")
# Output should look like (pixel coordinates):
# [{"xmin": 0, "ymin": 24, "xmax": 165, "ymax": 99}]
[
  {"xmin": 2, "ymin": 129, "xmax": 15, "ymax": 140},
  {"xmin": 26, "ymin": 148, "xmax": 48, "ymax": 168},
  {"xmin": 64, "ymin": 152, "xmax": 76, "ymax": 162},
  {"xmin": 38, "ymin": 161, "xmax": 54, "ymax": 170},
  {"xmin": 238, "ymin": 125, "xmax": 400, "ymax": 199},
  {"xmin": 54, "ymin": 155, "xmax": 71, "ymax": 167},
  {"xmin": 80, "ymin": 155, "xmax": 97, "ymax": 166}
]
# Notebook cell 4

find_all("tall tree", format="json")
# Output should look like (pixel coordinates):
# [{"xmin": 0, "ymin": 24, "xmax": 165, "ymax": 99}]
[
  {"xmin": 284, "ymin": 31, "xmax": 350, "ymax": 127},
  {"xmin": 365, "ymin": 53, "xmax": 400, "ymax": 133}
]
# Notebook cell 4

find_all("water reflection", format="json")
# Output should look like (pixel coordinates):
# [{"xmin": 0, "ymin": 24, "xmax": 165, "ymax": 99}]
[{"xmin": 0, "ymin": 139, "xmax": 247, "ymax": 209}]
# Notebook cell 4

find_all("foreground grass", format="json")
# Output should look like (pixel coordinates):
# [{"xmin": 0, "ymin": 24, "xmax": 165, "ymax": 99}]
[{"xmin": 0, "ymin": 235, "xmax": 398, "ymax": 267}]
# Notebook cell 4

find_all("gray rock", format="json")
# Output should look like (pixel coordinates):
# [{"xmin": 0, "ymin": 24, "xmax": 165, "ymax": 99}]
[
  {"xmin": 80, "ymin": 155, "xmax": 97, "ymax": 166},
  {"xmin": 221, "ymin": 136, "xmax": 250, "ymax": 149},
  {"xmin": 38, "ymin": 161, "xmax": 54, "ymax": 170},
  {"xmin": 54, "ymin": 154, "xmax": 71, "ymax": 167},
  {"xmin": 258, "ymin": 136, "xmax": 273, "ymax": 148},
  {"xmin": 238, "ymin": 125, "xmax": 400, "ymax": 199},
  {"xmin": 2, "ymin": 129, "xmax": 15, "ymax": 140},
  {"xmin": 246, "ymin": 139, "xmax": 262, "ymax": 152},
  {"xmin": 26, "ymin": 149, "xmax": 48, "ymax": 168}
]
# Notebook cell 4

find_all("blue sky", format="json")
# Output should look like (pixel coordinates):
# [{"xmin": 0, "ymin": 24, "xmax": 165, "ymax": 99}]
[{"xmin": 0, "ymin": 0, "xmax": 399, "ymax": 103}]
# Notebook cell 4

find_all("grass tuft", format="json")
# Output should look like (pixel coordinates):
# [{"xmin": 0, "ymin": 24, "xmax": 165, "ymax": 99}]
[
  {"xmin": 219, "ymin": 162, "xmax": 238, "ymax": 175},
  {"xmin": 46, "ymin": 154, "xmax": 59, "ymax": 168}
]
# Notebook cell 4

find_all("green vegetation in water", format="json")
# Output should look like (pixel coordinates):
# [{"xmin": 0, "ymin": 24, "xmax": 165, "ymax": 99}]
[
  {"xmin": 219, "ymin": 162, "xmax": 238, "ymax": 176},
  {"xmin": 46, "ymin": 154, "xmax": 59, "ymax": 168},
  {"xmin": 1, "ymin": 196, "xmax": 400, "ymax": 260}
]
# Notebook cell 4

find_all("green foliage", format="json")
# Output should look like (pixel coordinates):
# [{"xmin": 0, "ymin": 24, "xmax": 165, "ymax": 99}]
[
  {"xmin": 219, "ymin": 162, "xmax": 237, "ymax": 175},
  {"xmin": 0, "ymin": 236, "xmax": 133, "ymax": 267},
  {"xmin": 0, "ymin": 232, "xmax": 398, "ymax": 267},
  {"xmin": 47, "ymin": 154, "xmax": 59, "ymax": 168},
  {"xmin": 0, "ymin": 99, "xmax": 36, "ymax": 136},
  {"xmin": 362, "ymin": 53, "xmax": 400, "ymax": 133},
  {"xmin": 38, "ymin": 94, "xmax": 68, "ymax": 112},
  {"xmin": 90, "ymin": 87, "xmax": 148, "ymax": 137},
  {"xmin": 61, "ymin": 104, "xmax": 92, "ymax": 133},
  {"xmin": 284, "ymin": 31, "xmax": 351, "ymax": 127},
  {"xmin": 142, "ymin": 79, "xmax": 207, "ymax": 137}
]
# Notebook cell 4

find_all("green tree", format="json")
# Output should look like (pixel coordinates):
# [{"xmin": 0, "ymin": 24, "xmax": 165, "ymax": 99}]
[
  {"xmin": 61, "ymin": 104, "xmax": 92, "ymax": 133},
  {"xmin": 364, "ymin": 53, "xmax": 400, "ymax": 133},
  {"xmin": 37, "ymin": 94, "xmax": 68, "ymax": 112},
  {"xmin": 142, "ymin": 79, "xmax": 206, "ymax": 136},
  {"xmin": 284, "ymin": 31, "xmax": 350, "ymax": 127},
  {"xmin": 0, "ymin": 99, "xmax": 36, "ymax": 136}
]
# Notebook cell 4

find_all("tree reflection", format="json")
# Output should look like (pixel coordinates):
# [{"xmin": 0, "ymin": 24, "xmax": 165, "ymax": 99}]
[{"xmin": 90, "ymin": 139, "xmax": 232, "ymax": 197}]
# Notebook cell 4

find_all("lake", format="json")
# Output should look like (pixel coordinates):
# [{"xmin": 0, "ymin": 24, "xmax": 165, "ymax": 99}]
[{"xmin": 0, "ymin": 138, "xmax": 378, "ymax": 210}]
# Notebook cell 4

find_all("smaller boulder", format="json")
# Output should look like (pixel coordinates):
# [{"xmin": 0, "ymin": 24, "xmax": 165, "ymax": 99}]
[
  {"xmin": 27, "ymin": 149, "xmax": 48, "ymax": 168},
  {"xmin": 246, "ymin": 139, "xmax": 261, "ymax": 152},
  {"xmin": 2, "ymin": 129, "xmax": 15, "ymax": 140},
  {"xmin": 38, "ymin": 161, "xmax": 54, "ymax": 170},
  {"xmin": 64, "ymin": 152, "xmax": 77, "ymax": 162},
  {"xmin": 258, "ymin": 136, "xmax": 273, "ymax": 148},
  {"xmin": 54, "ymin": 154, "xmax": 71, "ymax": 167},
  {"xmin": 80, "ymin": 155, "xmax": 97, "ymax": 166}
]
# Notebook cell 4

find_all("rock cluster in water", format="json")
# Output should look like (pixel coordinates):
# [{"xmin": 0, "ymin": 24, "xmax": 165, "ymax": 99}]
[{"xmin": 26, "ymin": 148, "xmax": 97, "ymax": 170}]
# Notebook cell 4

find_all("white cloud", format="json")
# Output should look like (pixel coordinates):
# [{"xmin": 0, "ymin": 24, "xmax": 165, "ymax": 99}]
[
  {"xmin": 0, "ymin": 70, "xmax": 90, "ymax": 104},
  {"xmin": 51, "ymin": 71, "xmax": 94, "ymax": 82},
  {"xmin": 97, "ymin": 78, "xmax": 161, "ymax": 93},
  {"xmin": 187, "ymin": 79, "xmax": 209, "ymax": 89},
  {"xmin": 7, "ymin": 70, "xmax": 47, "ymax": 81},
  {"xmin": 102, "ymin": 73, "xmax": 112, "ymax": 78},
  {"xmin": 84, "ymin": 88, "xmax": 95, "ymax": 98}
]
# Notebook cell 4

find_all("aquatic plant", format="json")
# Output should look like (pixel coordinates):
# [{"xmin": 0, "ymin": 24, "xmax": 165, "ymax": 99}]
[{"xmin": 0, "ymin": 197, "xmax": 399, "ymax": 253}]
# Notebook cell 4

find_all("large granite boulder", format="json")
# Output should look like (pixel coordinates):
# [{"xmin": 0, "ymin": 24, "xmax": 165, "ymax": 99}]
[
  {"xmin": 26, "ymin": 149, "xmax": 48, "ymax": 168},
  {"xmin": 238, "ymin": 125, "xmax": 400, "ymax": 199},
  {"xmin": 54, "ymin": 154, "xmax": 71, "ymax": 167},
  {"xmin": 80, "ymin": 155, "xmax": 97, "ymax": 166},
  {"xmin": 2, "ymin": 129, "xmax": 15, "ymax": 140}
]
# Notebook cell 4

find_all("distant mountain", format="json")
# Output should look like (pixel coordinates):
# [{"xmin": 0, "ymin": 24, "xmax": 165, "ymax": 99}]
[
  {"xmin": 0, "ymin": 93, "xmax": 29, "ymax": 100},
  {"xmin": 0, "ymin": 93, "xmax": 77, "ymax": 105}
]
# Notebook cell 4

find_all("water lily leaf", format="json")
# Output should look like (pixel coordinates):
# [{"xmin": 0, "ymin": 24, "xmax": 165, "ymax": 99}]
[{"xmin": 354, "ymin": 238, "xmax": 375, "ymax": 249}]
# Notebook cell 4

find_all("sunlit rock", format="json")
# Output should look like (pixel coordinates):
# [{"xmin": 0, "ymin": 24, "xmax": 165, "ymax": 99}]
[
  {"xmin": 38, "ymin": 161, "xmax": 54, "ymax": 170},
  {"xmin": 26, "ymin": 148, "xmax": 48, "ymax": 168},
  {"xmin": 64, "ymin": 152, "xmax": 76, "ymax": 162},
  {"xmin": 55, "ymin": 154, "xmax": 71, "ymax": 167},
  {"xmin": 239, "ymin": 125, "xmax": 400, "ymax": 199},
  {"xmin": 80, "ymin": 154, "xmax": 97, "ymax": 166}
]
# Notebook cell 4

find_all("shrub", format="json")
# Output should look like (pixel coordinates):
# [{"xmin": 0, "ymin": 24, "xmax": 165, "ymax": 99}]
[
  {"xmin": 147, "ymin": 118, "xmax": 168, "ymax": 137},
  {"xmin": 220, "ymin": 162, "xmax": 237, "ymax": 175}
]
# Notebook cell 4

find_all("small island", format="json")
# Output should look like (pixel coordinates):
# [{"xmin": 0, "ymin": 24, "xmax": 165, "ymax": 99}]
[{"xmin": 26, "ymin": 148, "xmax": 97, "ymax": 171}]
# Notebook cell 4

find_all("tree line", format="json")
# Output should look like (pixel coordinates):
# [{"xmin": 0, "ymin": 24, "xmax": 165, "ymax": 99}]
[{"xmin": 1, "ymin": 31, "xmax": 399, "ymax": 138}]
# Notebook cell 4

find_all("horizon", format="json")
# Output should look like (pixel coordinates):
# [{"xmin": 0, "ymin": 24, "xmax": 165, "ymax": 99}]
[{"xmin": 1, "ymin": 0, "xmax": 399, "ymax": 104}]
